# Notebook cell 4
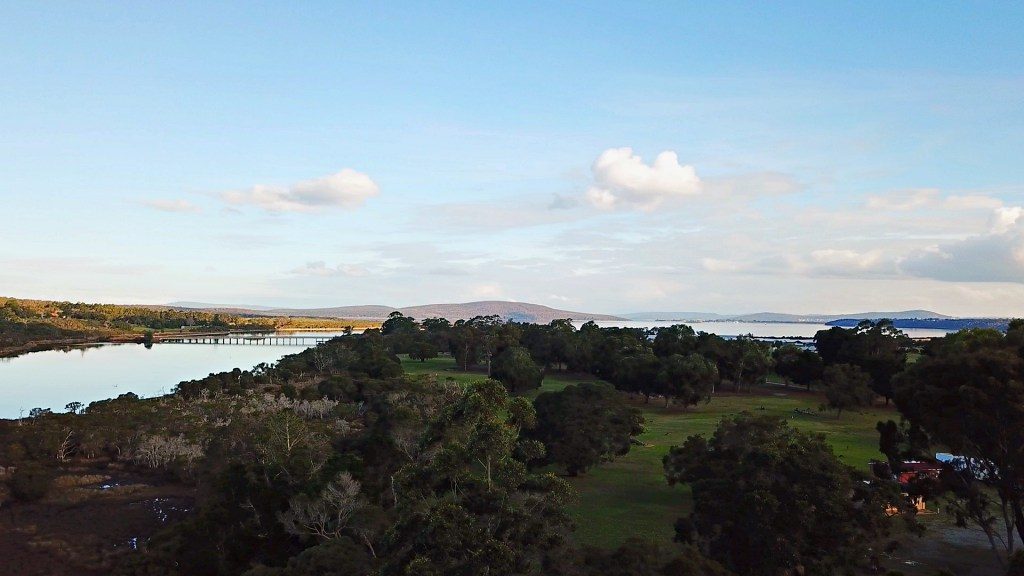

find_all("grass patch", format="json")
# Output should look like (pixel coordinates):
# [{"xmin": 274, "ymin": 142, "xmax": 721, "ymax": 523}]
[{"xmin": 400, "ymin": 356, "xmax": 895, "ymax": 548}]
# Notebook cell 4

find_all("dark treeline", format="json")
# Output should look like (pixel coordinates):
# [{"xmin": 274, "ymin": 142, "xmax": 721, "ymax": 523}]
[
  {"xmin": 4, "ymin": 315, "xmax": 1023, "ymax": 574},
  {"xmin": 384, "ymin": 312, "xmax": 772, "ymax": 408}
]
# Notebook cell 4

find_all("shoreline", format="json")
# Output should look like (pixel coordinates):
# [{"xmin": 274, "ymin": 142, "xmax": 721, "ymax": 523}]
[{"xmin": 0, "ymin": 334, "xmax": 143, "ymax": 359}]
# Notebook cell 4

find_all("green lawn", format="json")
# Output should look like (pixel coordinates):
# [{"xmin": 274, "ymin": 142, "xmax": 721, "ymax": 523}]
[
  {"xmin": 565, "ymin": 390, "xmax": 897, "ymax": 547},
  {"xmin": 400, "ymin": 356, "xmax": 896, "ymax": 548},
  {"xmin": 399, "ymin": 355, "xmax": 597, "ymax": 396}
]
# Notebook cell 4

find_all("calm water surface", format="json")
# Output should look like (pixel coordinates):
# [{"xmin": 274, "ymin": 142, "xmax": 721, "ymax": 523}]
[{"xmin": 0, "ymin": 334, "xmax": 346, "ymax": 419}]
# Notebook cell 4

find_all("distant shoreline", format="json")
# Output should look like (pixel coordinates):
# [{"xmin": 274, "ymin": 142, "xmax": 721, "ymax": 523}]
[{"xmin": 0, "ymin": 334, "xmax": 142, "ymax": 359}]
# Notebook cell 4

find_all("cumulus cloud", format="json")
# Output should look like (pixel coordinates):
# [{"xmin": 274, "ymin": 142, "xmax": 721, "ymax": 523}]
[
  {"xmin": 991, "ymin": 206, "xmax": 1023, "ymax": 234},
  {"xmin": 901, "ymin": 206, "xmax": 1024, "ymax": 282},
  {"xmin": 142, "ymin": 199, "xmax": 202, "ymax": 213},
  {"xmin": 223, "ymin": 169, "xmax": 379, "ymax": 213},
  {"xmin": 585, "ymin": 148, "xmax": 701, "ymax": 210}
]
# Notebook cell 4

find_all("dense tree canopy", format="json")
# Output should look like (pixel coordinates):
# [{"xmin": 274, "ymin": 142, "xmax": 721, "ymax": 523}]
[
  {"xmin": 814, "ymin": 320, "xmax": 908, "ymax": 403},
  {"xmin": 491, "ymin": 345, "xmax": 543, "ymax": 394},
  {"xmin": 529, "ymin": 382, "xmax": 644, "ymax": 475},
  {"xmin": 664, "ymin": 413, "xmax": 897, "ymax": 576},
  {"xmin": 773, "ymin": 344, "xmax": 824, "ymax": 390},
  {"xmin": 894, "ymin": 328, "xmax": 1024, "ymax": 561},
  {"xmin": 821, "ymin": 363, "xmax": 874, "ymax": 418}
]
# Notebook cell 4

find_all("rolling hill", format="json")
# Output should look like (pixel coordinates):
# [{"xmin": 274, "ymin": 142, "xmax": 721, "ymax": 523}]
[{"xmin": 169, "ymin": 300, "xmax": 624, "ymax": 323}]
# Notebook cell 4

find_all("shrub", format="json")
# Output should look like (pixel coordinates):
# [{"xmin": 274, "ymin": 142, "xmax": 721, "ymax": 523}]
[{"xmin": 7, "ymin": 462, "xmax": 54, "ymax": 502}]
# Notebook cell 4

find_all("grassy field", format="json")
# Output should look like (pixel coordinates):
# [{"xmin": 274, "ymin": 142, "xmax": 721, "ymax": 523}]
[
  {"xmin": 399, "ymin": 356, "xmax": 1004, "ymax": 574},
  {"xmin": 400, "ymin": 356, "xmax": 893, "ymax": 545},
  {"xmin": 565, "ymin": 389, "xmax": 897, "ymax": 547}
]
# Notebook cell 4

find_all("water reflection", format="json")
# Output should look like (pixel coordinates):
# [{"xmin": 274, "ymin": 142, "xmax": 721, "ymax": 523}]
[{"xmin": 0, "ymin": 333, "xmax": 347, "ymax": 419}]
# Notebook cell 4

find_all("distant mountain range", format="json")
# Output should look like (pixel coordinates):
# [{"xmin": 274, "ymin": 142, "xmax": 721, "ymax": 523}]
[
  {"xmin": 168, "ymin": 300, "xmax": 624, "ymax": 323},
  {"xmin": 169, "ymin": 301, "xmax": 1010, "ymax": 331},
  {"xmin": 621, "ymin": 310, "xmax": 951, "ymax": 323}
]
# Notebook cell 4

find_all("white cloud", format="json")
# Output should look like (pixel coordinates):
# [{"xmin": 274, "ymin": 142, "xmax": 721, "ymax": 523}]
[
  {"xmin": 704, "ymin": 171, "xmax": 802, "ymax": 197},
  {"xmin": 945, "ymin": 194, "xmax": 1004, "ymax": 211},
  {"xmin": 701, "ymin": 250, "xmax": 898, "ymax": 278},
  {"xmin": 469, "ymin": 284, "xmax": 504, "ymax": 298},
  {"xmin": 866, "ymin": 189, "xmax": 1006, "ymax": 213},
  {"xmin": 290, "ymin": 261, "xmax": 370, "ymax": 277},
  {"xmin": 991, "ymin": 206, "xmax": 1023, "ymax": 234},
  {"xmin": 701, "ymin": 258, "xmax": 743, "ymax": 273},
  {"xmin": 901, "ymin": 206, "xmax": 1024, "ymax": 283},
  {"xmin": 801, "ymin": 249, "xmax": 894, "ymax": 276},
  {"xmin": 223, "ymin": 169, "xmax": 379, "ymax": 213},
  {"xmin": 866, "ymin": 188, "xmax": 940, "ymax": 211},
  {"xmin": 142, "ymin": 199, "xmax": 202, "ymax": 213},
  {"xmin": 585, "ymin": 147, "xmax": 701, "ymax": 210}
]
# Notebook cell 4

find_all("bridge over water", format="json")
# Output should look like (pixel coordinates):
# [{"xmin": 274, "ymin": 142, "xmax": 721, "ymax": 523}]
[{"xmin": 155, "ymin": 333, "xmax": 334, "ymax": 346}]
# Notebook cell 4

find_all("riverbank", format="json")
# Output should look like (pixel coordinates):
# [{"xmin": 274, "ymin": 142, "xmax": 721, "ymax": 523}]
[{"xmin": 0, "ymin": 334, "xmax": 141, "ymax": 359}]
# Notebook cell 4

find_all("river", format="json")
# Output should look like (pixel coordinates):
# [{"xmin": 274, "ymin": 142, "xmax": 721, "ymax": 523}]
[{"xmin": 0, "ymin": 333, "xmax": 346, "ymax": 419}]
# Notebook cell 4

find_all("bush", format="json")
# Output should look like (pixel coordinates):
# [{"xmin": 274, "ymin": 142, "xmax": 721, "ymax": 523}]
[
  {"xmin": 7, "ymin": 462, "xmax": 54, "ymax": 502},
  {"xmin": 491, "ymin": 345, "xmax": 542, "ymax": 394}
]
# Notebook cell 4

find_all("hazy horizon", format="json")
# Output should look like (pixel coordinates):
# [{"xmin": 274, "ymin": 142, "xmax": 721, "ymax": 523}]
[{"xmin": 3, "ymin": 3, "xmax": 1024, "ymax": 316}]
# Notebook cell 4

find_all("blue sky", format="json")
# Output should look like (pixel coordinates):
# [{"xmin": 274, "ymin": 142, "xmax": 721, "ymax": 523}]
[{"xmin": 2, "ymin": 2, "xmax": 1023, "ymax": 315}]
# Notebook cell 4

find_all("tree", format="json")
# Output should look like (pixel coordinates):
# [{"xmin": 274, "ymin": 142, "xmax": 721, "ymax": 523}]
[
  {"xmin": 6, "ymin": 461, "xmax": 54, "ymax": 502},
  {"xmin": 449, "ymin": 320, "xmax": 484, "ymax": 371},
  {"xmin": 571, "ymin": 538, "xmax": 731, "ymax": 576},
  {"xmin": 813, "ymin": 326, "xmax": 853, "ymax": 365},
  {"xmin": 821, "ymin": 363, "xmax": 874, "ymax": 418},
  {"xmin": 773, "ymin": 345, "xmax": 823, "ymax": 390},
  {"xmin": 652, "ymin": 324, "xmax": 697, "ymax": 358},
  {"xmin": 278, "ymin": 472, "xmax": 366, "ymax": 541},
  {"xmin": 722, "ymin": 337, "xmax": 772, "ymax": 392},
  {"xmin": 491, "ymin": 345, "xmax": 543, "ymax": 394},
  {"xmin": 875, "ymin": 419, "xmax": 930, "ymax": 479},
  {"xmin": 408, "ymin": 339, "xmax": 439, "ymax": 362},
  {"xmin": 656, "ymin": 353, "xmax": 718, "ymax": 408},
  {"xmin": 664, "ymin": 413, "xmax": 897, "ymax": 576},
  {"xmin": 529, "ymin": 382, "xmax": 644, "ymax": 475},
  {"xmin": 814, "ymin": 320, "xmax": 907, "ymax": 404},
  {"xmin": 612, "ymin": 352, "xmax": 662, "ymax": 401},
  {"xmin": 894, "ymin": 339, "xmax": 1024, "ymax": 563},
  {"xmin": 382, "ymin": 311, "xmax": 416, "ymax": 334},
  {"xmin": 382, "ymin": 380, "xmax": 572, "ymax": 575}
]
